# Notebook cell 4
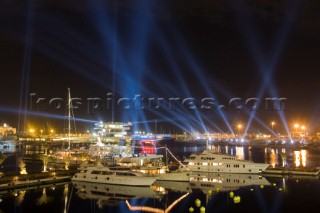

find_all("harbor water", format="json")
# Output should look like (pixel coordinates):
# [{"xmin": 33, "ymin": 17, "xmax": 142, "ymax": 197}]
[{"xmin": 1, "ymin": 144, "xmax": 320, "ymax": 212}]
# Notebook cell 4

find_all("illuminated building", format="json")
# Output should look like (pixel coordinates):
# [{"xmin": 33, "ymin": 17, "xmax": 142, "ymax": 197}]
[
  {"xmin": 131, "ymin": 133, "xmax": 157, "ymax": 154},
  {"xmin": 0, "ymin": 123, "xmax": 16, "ymax": 136},
  {"xmin": 93, "ymin": 122, "xmax": 132, "ymax": 144}
]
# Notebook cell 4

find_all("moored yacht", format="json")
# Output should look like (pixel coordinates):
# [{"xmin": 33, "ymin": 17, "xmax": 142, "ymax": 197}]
[
  {"xmin": 154, "ymin": 169, "xmax": 191, "ymax": 182},
  {"xmin": 107, "ymin": 149, "xmax": 191, "ymax": 181},
  {"xmin": 183, "ymin": 150, "xmax": 270, "ymax": 174},
  {"xmin": 72, "ymin": 165, "xmax": 158, "ymax": 186}
]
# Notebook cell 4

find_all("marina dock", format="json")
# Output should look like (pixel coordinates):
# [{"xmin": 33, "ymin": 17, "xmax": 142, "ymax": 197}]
[
  {"xmin": 0, "ymin": 176, "xmax": 71, "ymax": 191},
  {"xmin": 263, "ymin": 167, "xmax": 320, "ymax": 176}
]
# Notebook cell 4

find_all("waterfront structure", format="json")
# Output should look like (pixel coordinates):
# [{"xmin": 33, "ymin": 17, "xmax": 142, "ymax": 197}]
[
  {"xmin": 93, "ymin": 122, "xmax": 132, "ymax": 144},
  {"xmin": 183, "ymin": 150, "xmax": 270, "ymax": 173},
  {"xmin": 131, "ymin": 133, "xmax": 157, "ymax": 154},
  {"xmin": 88, "ymin": 137, "xmax": 130, "ymax": 158},
  {"xmin": 0, "ymin": 123, "xmax": 16, "ymax": 136}
]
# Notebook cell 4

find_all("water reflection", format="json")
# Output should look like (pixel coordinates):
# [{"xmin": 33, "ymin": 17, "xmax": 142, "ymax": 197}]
[
  {"xmin": 37, "ymin": 188, "xmax": 53, "ymax": 205},
  {"xmin": 294, "ymin": 151, "xmax": 301, "ymax": 167},
  {"xmin": 72, "ymin": 181, "xmax": 161, "ymax": 208},
  {"xmin": 294, "ymin": 150, "xmax": 307, "ymax": 167},
  {"xmin": 0, "ymin": 173, "xmax": 319, "ymax": 213},
  {"xmin": 70, "ymin": 173, "xmax": 271, "ymax": 212},
  {"xmin": 0, "ymin": 182, "xmax": 68, "ymax": 213},
  {"xmin": 270, "ymin": 149, "xmax": 277, "ymax": 168},
  {"xmin": 1, "ymin": 144, "xmax": 320, "ymax": 213},
  {"xmin": 301, "ymin": 150, "xmax": 307, "ymax": 167},
  {"xmin": 235, "ymin": 146, "xmax": 244, "ymax": 160},
  {"xmin": 125, "ymin": 193, "xmax": 189, "ymax": 213},
  {"xmin": 15, "ymin": 190, "xmax": 26, "ymax": 206},
  {"xmin": 189, "ymin": 172, "xmax": 270, "ymax": 194}
]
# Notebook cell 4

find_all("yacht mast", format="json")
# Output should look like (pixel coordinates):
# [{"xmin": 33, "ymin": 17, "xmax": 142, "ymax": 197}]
[
  {"xmin": 165, "ymin": 145, "xmax": 169, "ymax": 172},
  {"xmin": 68, "ymin": 88, "xmax": 71, "ymax": 150}
]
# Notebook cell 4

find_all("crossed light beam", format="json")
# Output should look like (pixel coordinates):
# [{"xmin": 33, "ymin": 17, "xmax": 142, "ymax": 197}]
[
  {"xmin": 232, "ymin": 0, "xmax": 301, "ymax": 139},
  {"xmin": 17, "ymin": 0, "xmax": 300, "ymax": 136}
]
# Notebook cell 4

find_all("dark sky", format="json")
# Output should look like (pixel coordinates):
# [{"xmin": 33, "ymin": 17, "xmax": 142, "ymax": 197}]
[{"xmin": 1, "ymin": 0, "xmax": 320, "ymax": 133}]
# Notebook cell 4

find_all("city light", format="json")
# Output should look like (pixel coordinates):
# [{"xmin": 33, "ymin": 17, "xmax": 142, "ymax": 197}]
[{"xmin": 271, "ymin": 121, "xmax": 275, "ymax": 131}]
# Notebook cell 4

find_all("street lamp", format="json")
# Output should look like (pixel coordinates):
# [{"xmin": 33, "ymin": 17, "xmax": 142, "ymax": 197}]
[
  {"xmin": 301, "ymin": 126, "xmax": 306, "ymax": 138},
  {"xmin": 293, "ymin": 123, "xmax": 300, "ymax": 138},
  {"xmin": 271, "ymin": 121, "xmax": 275, "ymax": 131},
  {"xmin": 237, "ymin": 124, "xmax": 242, "ymax": 137}
]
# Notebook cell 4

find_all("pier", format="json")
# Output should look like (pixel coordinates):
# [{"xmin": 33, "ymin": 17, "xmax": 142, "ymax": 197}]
[
  {"xmin": 263, "ymin": 167, "xmax": 320, "ymax": 176},
  {"xmin": 0, "ymin": 176, "xmax": 70, "ymax": 192}
]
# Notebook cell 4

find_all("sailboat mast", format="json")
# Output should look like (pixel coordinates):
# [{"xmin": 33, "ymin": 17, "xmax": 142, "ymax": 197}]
[
  {"xmin": 68, "ymin": 88, "xmax": 71, "ymax": 150},
  {"xmin": 165, "ymin": 145, "xmax": 169, "ymax": 172}
]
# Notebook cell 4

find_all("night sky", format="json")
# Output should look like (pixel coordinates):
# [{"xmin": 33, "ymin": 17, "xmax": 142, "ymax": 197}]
[{"xmin": 1, "ymin": 0, "xmax": 320, "ymax": 134}]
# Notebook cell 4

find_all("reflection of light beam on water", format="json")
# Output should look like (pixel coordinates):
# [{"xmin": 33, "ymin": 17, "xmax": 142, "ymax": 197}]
[
  {"xmin": 63, "ymin": 184, "xmax": 68, "ymax": 213},
  {"xmin": 125, "ymin": 193, "xmax": 189, "ymax": 213}
]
